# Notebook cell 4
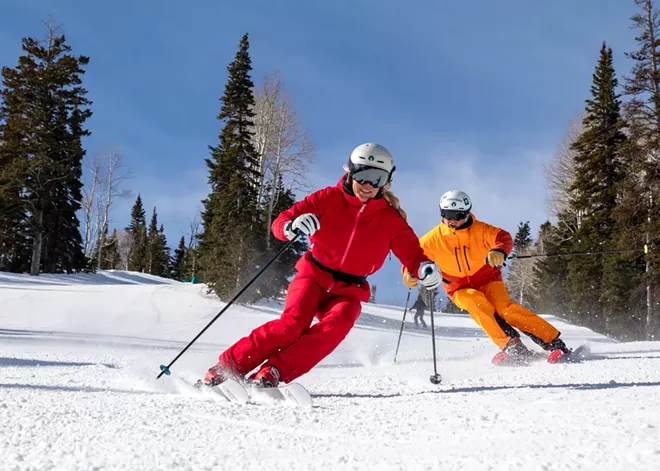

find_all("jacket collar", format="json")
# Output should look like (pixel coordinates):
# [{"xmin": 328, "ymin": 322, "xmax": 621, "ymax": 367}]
[{"xmin": 440, "ymin": 213, "xmax": 475, "ymax": 235}]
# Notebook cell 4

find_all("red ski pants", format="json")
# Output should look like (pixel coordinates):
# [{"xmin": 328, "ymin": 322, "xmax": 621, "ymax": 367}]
[{"xmin": 218, "ymin": 273, "xmax": 362, "ymax": 383}]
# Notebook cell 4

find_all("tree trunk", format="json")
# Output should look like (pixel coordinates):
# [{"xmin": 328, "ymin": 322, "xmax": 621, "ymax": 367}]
[
  {"xmin": 265, "ymin": 182, "xmax": 280, "ymax": 251},
  {"xmin": 30, "ymin": 208, "xmax": 44, "ymax": 276},
  {"xmin": 83, "ymin": 164, "xmax": 99, "ymax": 257},
  {"xmin": 97, "ymin": 154, "xmax": 116, "ymax": 270},
  {"xmin": 265, "ymin": 117, "xmax": 286, "ymax": 250},
  {"xmin": 647, "ymin": 193, "xmax": 653, "ymax": 339}
]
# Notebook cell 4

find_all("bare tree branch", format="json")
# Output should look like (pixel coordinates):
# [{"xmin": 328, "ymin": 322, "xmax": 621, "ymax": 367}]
[
  {"xmin": 81, "ymin": 155, "xmax": 101, "ymax": 257},
  {"xmin": 117, "ymin": 230, "xmax": 135, "ymax": 271},
  {"xmin": 187, "ymin": 214, "xmax": 201, "ymax": 278},
  {"xmin": 81, "ymin": 144, "xmax": 132, "ymax": 265},
  {"xmin": 544, "ymin": 113, "xmax": 583, "ymax": 222},
  {"xmin": 96, "ymin": 145, "xmax": 133, "ymax": 269},
  {"xmin": 251, "ymin": 71, "xmax": 316, "ymax": 248},
  {"xmin": 506, "ymin": 245, "xmax": 540, "ymax": 307}
]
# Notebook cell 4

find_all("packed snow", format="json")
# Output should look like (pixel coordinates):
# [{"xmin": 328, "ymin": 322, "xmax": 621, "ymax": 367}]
[{"xmin": 1, "ymin": 270, "xmax": 659, "ymax": 470}]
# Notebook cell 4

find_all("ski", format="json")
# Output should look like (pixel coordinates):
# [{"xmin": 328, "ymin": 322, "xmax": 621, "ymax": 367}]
[
  {"xmin": 192, "ymin": 378, "xmax": 313, "ymax": 407},
  {"xmin": 548, "ymin": 344, "xmax": 591, "ymax": 364},
  {"xmin": 193, "ymin": 378, "xmax": 250, "ymax": 404},
  {"xmin": 493, "ymin": 344, "xmax": 592, "ymax": 367},
  {"xmin": 247, "ymin": 382, "xmax": 313, "ymax": 407},
  {"xmin": 492, "ymin": 350, "xmax": 548, "ymax": 367}
]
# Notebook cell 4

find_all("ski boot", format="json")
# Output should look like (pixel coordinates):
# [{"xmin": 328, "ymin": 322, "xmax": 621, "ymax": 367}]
[
  {"xmin": 196, "ymin": 362, "xmax": 230, "ymax": 388},
  {"xmin": 492, "ymin": 337, "xmax": 534, "ymax": 366},
  {"xmin": 248, "ymin": 364, "xmax": 281, "ymax": 388},
  {"xmin": 546, "ymin": 337, "xmax": 572, "ymax": 364}
]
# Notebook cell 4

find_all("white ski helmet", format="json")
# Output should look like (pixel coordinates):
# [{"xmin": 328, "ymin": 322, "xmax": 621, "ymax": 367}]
[
  {"xmin": 347, "ymin": 143, "xmax": 395, "ymax": 188},
  {"xmin": 439, "ymin": 190, "xmax": 472, "ymax": 220}
]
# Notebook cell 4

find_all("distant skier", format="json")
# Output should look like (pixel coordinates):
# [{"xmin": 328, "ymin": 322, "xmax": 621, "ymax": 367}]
[
  {"xmin": 202, "ymin": 143, "xmax": 442, "ymax": 388},
  {"xmin": 410, "ymin": 291, "xmax": 428, "ymax": 329},
  {"xmin": 402, "ymin": 190, "xmax": 574, "ymax": 365}
]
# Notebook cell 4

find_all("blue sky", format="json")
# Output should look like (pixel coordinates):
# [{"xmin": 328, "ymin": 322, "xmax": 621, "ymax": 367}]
[{"xmin": 0, "ymin": 0, "xmax": 640, "ymax": 305}]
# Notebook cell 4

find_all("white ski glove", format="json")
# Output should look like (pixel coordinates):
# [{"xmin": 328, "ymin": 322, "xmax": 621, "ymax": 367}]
[
  {"xmin": 284, "ymin": 213, "xmax": 320, "ymax": 240},
  {"xmin": 418, "ymin": 262, "xmax": 442, "ymax": 290}
]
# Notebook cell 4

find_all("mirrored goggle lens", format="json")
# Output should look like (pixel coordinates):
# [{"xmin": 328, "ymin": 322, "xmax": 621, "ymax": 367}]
[
  {"xmin": 351, "ymin": 168, "xmax": 389, "ymax": 188},
  {"xmin": 441, "ymin": 209, "xmax": 469, "ymax": 221}
]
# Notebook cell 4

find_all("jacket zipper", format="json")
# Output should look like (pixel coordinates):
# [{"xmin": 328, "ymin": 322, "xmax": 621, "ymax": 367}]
[
  {"xmin": 454, "ymin": 247, "xmax": 462, "ymax": 273},
  {"xmin": 463, "ymin": 246, "xmax": 471, "ymax": 271},
  {"xmin": 329, "ymin": 204, "xmax": 366, "ymax": 292}
]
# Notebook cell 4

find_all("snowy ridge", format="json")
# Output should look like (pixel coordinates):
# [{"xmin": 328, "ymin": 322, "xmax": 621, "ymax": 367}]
[{"xmin": 1, "ymin": 271, "xmax": 659, "ymax": 470}]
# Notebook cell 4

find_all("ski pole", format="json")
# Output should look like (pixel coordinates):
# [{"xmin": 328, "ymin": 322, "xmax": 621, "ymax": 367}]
[
  {"xmin": 511, "ymin": 246, "xmax": 646, "ymax": 260},
  {"xmin": 393, "ymin": 288, "xmax": 412, "ymax": 364},
  {"xmin": 157, "ymin": 233, "xmax": 301, "ymax": 379},
  {"xmin": 428, "ymin": 288, "xmax": 442, "ymax": 385}
]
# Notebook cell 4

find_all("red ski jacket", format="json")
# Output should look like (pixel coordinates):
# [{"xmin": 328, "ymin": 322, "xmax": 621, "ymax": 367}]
[{"xmin": 272, "ymin": 176, "xmax": 430, "ymax": 302}]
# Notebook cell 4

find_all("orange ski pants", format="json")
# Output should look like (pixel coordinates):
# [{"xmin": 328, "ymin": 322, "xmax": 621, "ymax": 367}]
[{"xmin": 452, "ymin": 281, "xmax": 559, "ymax": 350}]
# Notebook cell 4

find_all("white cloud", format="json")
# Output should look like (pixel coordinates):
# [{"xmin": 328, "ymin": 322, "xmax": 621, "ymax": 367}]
[
  {"xmin": 107, "ymin": 166, "xmax": 208, "ymax": 242},
  {"xmin": 361, "ymin": 143, "xmax": 554, "ymax": 306},
  {"xmin": 393, "ymin": 147, "xmax": 551, "ymax": 240}
]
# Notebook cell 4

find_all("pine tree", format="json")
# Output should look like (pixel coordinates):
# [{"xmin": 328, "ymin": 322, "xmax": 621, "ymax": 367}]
[
  {"xmin": 566, "ymin": 42, "xmax": 626, "ymax": 333},
  {"xmin": 254, "ymin": 181, "xmax": 307, "ymax": 299},
  {"xmin": 0, "ymin": 20, "xmax": 91, "ymax": 274},
  {"xmin": 147, "ymin": 207, "xmax": 159, "ymax": 274},
  {"xmin": 0, "ymin": 109, "xmax": 28, "ymax": 271},
  {"xmin": 126, "ymin": 195, "xmax": 147, "ymax": 272},
  {"xmin": 171, "ymin": 235, "xmax": 186, "ymax": 280},
  {"xmin": 130, "ymin": 225, "xmax": 147, "ymax": 272},
  {"xmin": 0, "ymin": 171, "xmax": 28, "ymax": 272},
  {"xmin": 183, "ymin": 236, "xmax": 199, "ymax": 282},
  {"xmin": 513, "ymin": 221, "xmax": 532, "ymax": 254},
  {"xmin": 198, "ymin": 33, "xmax": 263, "ymax": 300},
  {"xmin": 443, "ymin": 299, "xmax": 466, "ymax": 314},
  {"xmin": 534, "ymin": 220, "xmax": 573, "ymax": 317},
  {"xmin": 126, "ymin": 194, "xmax": 146, "ymax": 234},
  {"xmin": 155, "ymin": 224, "xmax": 170, "ymax": 277},
  {"xmin": 622, "ymin": 0, "xmax": 660, "ymax": 338},
  {"xmin": 0, "ymin": 142, "xmax": 31, "ymax": 271}
]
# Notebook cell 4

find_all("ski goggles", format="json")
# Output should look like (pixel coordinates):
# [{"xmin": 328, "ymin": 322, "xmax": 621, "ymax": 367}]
[
  {"xmin": 350, "ymin": 166, "xmax": 390, "ymax": 189},
  {"xmin": 441, "ymin": 209, "xmax": 469, "ymax": 221}
]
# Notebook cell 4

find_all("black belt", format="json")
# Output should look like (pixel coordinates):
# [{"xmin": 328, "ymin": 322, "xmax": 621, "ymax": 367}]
[{"xmin": 311, "ymin": 255, "xmax": 367, "ymax": 285}]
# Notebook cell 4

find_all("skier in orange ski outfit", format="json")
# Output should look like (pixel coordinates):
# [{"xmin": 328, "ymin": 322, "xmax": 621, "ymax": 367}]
[{"xmin": 403, "ymin": 190, "xmax": 575, "ymax": 365}]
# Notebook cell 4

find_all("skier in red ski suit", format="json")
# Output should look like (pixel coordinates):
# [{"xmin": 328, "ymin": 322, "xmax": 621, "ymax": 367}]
[{"xmin": 203, "ymin": 143, "xmax": 442, "ymax": 388}]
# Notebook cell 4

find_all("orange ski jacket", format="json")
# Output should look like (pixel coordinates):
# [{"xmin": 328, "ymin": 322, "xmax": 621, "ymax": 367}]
[{"xmin": 416, "ymin": 214, "xmax": 513, "ymax": 298}]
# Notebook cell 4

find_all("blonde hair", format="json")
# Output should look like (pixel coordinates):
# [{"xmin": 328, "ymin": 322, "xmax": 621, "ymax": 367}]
[
  {"xmin": 382, "ymin": 186, "xmax": 407, "ymax": 220},
  {"xmin": 344, "ymin": 167, "xmax": 407, "ymax": 220}
]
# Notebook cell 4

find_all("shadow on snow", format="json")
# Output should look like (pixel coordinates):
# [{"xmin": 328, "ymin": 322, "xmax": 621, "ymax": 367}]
[
  {"xmin": 0, "ymin": 356, "xmax": 118, "ymax": 369},
  {"xmin": 313, "ymin": 380, "xmax": 660, "ymax": 400},
  {"xmin": 0, "ymin": 383, "xmax": 165, "ymax": 395},
  {"xmin": 0, "ymin": 270, "xmax": 174, "ymax": 287}
]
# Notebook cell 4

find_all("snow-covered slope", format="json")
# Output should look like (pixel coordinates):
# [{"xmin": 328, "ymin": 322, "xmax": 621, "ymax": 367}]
[{"xmin": 1, "ymin": 270, "xmax": 659, "ymax": 470}]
